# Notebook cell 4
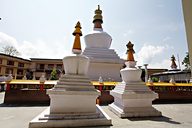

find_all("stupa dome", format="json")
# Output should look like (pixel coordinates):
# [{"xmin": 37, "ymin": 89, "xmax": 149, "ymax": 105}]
[
  {"xmin": 84, "ymin": 29, "xmax": 112, "ymax": 49},
  {"xmin": 84, "ymin": 5, "xmax": 112, "ymax": 49}
]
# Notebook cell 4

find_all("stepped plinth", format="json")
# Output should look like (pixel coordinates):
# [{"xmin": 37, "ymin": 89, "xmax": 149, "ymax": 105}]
[
  {"xmin": 109, "ymin": 41, "xmax": 162, "ymax": 118},
  {"xmin": 48, "ymin": 55, "xmax": 99, "ymax": 114},
  {"xmin": 29, "ymin": 22, "xmax": 111, "ymax": 128}
]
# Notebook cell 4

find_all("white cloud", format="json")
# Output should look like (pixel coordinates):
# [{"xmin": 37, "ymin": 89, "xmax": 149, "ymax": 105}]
[
  {"xmin": 149, "ymin": 59, "xmax": 170, "ymax": 69},
  {"xmin": 116, "ymin": 43, "xmax": 172, "ymax": 69},
  {"xmin": 18, "ymin": 40, "xmax": 40, "ymax": 58},
  {"xmin": 122, "ymin": 53, "xmax": 127, "ymax": 60},
  {"xmin": 0, "ymin": 32, "xmax": 71, "ymax": 59},
  {"xmin": 119, "ymin": 43, "xmax": 184, "ymax": 70},
  {"xmin": 149, "ymin": 58, "xmax": 185, "ymax": 70},
  {"xmin": 135, "ymin": 43, "xmax": 184, "ymax": 70},
  {"xmin": 0, "ymin": 32, "xmax": 18, "ymax": 48},
  {"xmin": 136, "ymin": 44, "xmax": 168, "ymax": 67},
  {"xmin": 0, "ymin": 32, "xmax": 182, "ymax": 70},
  {"xmin": 123, "ymin": 30, "xmax": 134, "ymax": 37}
]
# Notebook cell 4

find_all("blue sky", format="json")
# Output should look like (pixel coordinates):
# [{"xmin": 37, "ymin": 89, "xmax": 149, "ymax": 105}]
[{"xmin": 0, "ymin": 0, "xmax": 188, "ymax": 69}]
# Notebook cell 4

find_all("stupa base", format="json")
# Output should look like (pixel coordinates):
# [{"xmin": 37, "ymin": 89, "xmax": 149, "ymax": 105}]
[
  {"xmin": 109, "ymin": 82, "xmax": 162, "ymax": 118},
  {"xmin": 29, "ymin": 105, "xmax": 112, "ymax": 128},
  {"xmin": 109, "ymin": 103, "xmax": 161, "ymax": 118}
]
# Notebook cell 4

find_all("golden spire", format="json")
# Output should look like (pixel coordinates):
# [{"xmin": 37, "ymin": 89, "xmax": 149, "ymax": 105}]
[
  {"xmin": 72, "ymin": 21, "xmax": 82, "ymax": 54},
  {"xmin": 171, "ymin": 55, "xmax": 177, "ymax": 69},
  {"xmin": 126, "ymin": 41, "xmax": 135, "ymax": 61},
  {"xmin": 93, "ymin": 5, "xmax": 103, "ymax": 28}
]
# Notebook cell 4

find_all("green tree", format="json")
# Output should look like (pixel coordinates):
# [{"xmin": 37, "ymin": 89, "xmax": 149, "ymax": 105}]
[
  {"xmin": 50, "ymin": 68, "xmax": 57, "ymax": 80},
  {"xmin": 1, "ymin": 45, "xmax": 20, "ymax": 56},
  {"xmin": 152, "ymin": 77, "xmax": 159, "ymax": 82},
  {"xmin": 182, "ymin": 52, "xmax": 190, "ymax": 69}
]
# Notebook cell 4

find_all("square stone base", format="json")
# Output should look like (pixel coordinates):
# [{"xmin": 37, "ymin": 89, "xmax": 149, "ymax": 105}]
[
  {"xmin": 29, "ymin": 105, "xmax": 112, "ymax": 128},
  {"xmin": 109, "ymin": 103, "xmax": 162, "ymax": 118}
]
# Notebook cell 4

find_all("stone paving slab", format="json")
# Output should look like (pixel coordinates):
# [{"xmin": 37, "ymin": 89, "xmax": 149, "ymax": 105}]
[{"xmin": 1, "ymin": 92, "xmax": 192, "ymax": 128}]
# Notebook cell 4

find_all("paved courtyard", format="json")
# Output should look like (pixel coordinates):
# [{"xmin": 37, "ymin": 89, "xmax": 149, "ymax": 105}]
[{"xmin": 0, "ymin": 91, "xmax": 192, "ymax": 128}]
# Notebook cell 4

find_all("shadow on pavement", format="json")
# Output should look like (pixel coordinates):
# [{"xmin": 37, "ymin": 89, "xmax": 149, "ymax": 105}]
[
  {"xmin": 128, "ymin": 116, "xmax": 181, "ymax": 125},
  {"xmin": 153, "ymin": 99, "xmax": 192, "ymax": 104}
]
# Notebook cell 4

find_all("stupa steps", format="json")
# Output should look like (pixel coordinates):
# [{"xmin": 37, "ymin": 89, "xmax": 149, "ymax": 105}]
[
  {"xmin": 83, "ymin": 48, "xmax": 121, "ymax": 61},
  {"xmin": 55, "ymin": 84, "xmax": 94, "ymax": 88},
  {"xmin": 111, "ymin": 91, "xmax": 158, "ymax": 99},
  {"xmin": 40, "ymin": 112, "xmax": 100, "ymax": 120},
  {"xmin": 47, "ymin": 88, "xmax": 99, "ymax": 95},
  {"xmin": 85, "ymin": 55, "xmax": 120, "ymax": 60},
  {"xmin": 49, "ymin": 88, "xmax": 97, "ymax": 92},
  {"xmin": 56, "ymin": 81, "xmax": 93, "ymax": 86},
  {"xmin": 83, "ymin": 52, "xmax": 120, "ymax": 58},
  {"xmin": 113, "ymin": 88, "xmax": 152, "ymax": 92},
  {"xmin": 83, "ymin": 51, "xmax": 119, "ymax": 56},
  {"xmin": 59, "ymin": 75, "xmax": 90, "ymax": 80},
  {"xmin": 54, "ymin": 85, "xmax": 95, "ymax": 91},
  {"xmin": 59, "ymin": 78, "xmax": 91, "ymax": 83},
  {"xmin": 44, "ymin": 112, "xmax": 100, "ymax": 117},
  {"xmin": 55, "ymin": 74, "xmax": 95, "ymax": 90},
  {"xmin": 83, "ymin": 53, "xmax": 119, "ymax": 58},
  {"xmin": 89, "ymin": 58, "xmax": 124, "ymax": 64},
  {"xmin": 114, "ymin": 84, "xmax": 151, "ymax": 91},
  {"xmin": 83, "ymin": 47, "xmax": 117, "ymax": 52},
  {"xmin": 83, "ymin": 50, "xmax": 118, "ymax": 54},
  {"xmin": 112, "ymin": 89, "xmax": 156, "ymax": 95}
]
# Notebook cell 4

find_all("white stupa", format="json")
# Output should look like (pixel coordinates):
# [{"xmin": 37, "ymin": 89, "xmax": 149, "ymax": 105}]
[
  {"xmin": 83, "ymin": 5, "xmax": 124, "ymax": 82},
  {"xmin": 109, "ymin": 42, "xmax": 162, "ymax": 118},
  {"xmin": 29, "ymin": 22, "xmax": 111, "ymax": 128}
]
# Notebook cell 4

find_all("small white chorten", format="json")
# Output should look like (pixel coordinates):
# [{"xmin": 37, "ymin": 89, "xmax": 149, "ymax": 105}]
[{"xmin": 109, "ymin": 41, "xmax": 162, "ymax": 118}]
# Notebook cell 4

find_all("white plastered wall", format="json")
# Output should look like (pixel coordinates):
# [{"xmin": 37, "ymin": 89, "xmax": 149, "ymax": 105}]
[{"xmin": 182, "ymin": 0, "xmax": 192, "ymax": 77}]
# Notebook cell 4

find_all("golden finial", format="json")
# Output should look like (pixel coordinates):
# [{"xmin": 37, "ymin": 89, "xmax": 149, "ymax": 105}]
[
  {"xmin": 93, "ymin": 5, "xmax": 103, "ymax": 23},
  {"xmin": 171, "ymin": 55, "xmax": 177, "ymax": 69},
  {"xmin": 171, "ymin": 55, "xmax": 176, "ymax": 61},
  {"xmin": 72, "ymin": 21, "xmax": 82, "ymax": 36},
  {"xmin": 126, "ymin": 41, "xmax": 135, "ymax": 61},
  {"xmin": 72, "ymin": 21, "xmax": 82, "ymax": 54}
]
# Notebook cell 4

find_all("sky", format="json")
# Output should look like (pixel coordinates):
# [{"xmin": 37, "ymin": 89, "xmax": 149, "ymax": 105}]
[{"xmin": 0, "ymin": 0, "xmax": 189, "ymax": 69}]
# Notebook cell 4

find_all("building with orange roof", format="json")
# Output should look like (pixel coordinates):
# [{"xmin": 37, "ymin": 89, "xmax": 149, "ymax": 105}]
[{"xmin": 0, "ymin": 53, "xmax": 31, "ymax": 79}]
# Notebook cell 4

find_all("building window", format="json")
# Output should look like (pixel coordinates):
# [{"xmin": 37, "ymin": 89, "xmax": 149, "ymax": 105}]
[
  {"xmin": 18, "ymin": 62, "xmax": 24, "ymax": 67},
  {"xmin": 5, "ymin": 68, "xmax": 13, "ymax": 74},
  {"xmin": 0, "ymin": 59, "xmax": 2, "ymax": 64},
  {"xmin": 17, "ymin": 69, "xmax": 23, "ymax": 75},
  {"xmin": 36, "ymin": 64, "xmax": 45, "ymax": 72},
  {"xmin": 7, "ymin": 60, "xmax": 14, "ymax": 66},
  {"xmin": 39, "ymin": 64, "xmax": 45, "ymax": 70},
  {"xmin": 48, "ymin": 64, "xmax": 54, "ymax": 70},
  {"xmin": 56, "ymin": 64, "xmax": 62, "ymax": 70}
]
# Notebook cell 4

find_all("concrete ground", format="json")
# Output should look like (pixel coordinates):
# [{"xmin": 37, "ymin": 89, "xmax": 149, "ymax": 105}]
[{"xmin": 0, "ymin": 92, "xmax": 192, "ymax": 128}]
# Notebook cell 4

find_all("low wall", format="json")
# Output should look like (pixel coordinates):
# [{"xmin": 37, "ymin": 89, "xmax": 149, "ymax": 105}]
[
  {"xmin": 149, "ymin": 85, "xmax": 192, "ymax": 103},
  {"xmin": 4, "ymin": 83, "xmax": 192, "ymax": 105},
  {"xmin": 97, "ymin": 91, "xmax": 114, "ymax": 105},
  {"xmin": 4, "ymin": 89, "xmax": 114, "ymax": 105},
  {"xmin": 4, "ymin": 89, "xmax": 50, "ymax": 105}
]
